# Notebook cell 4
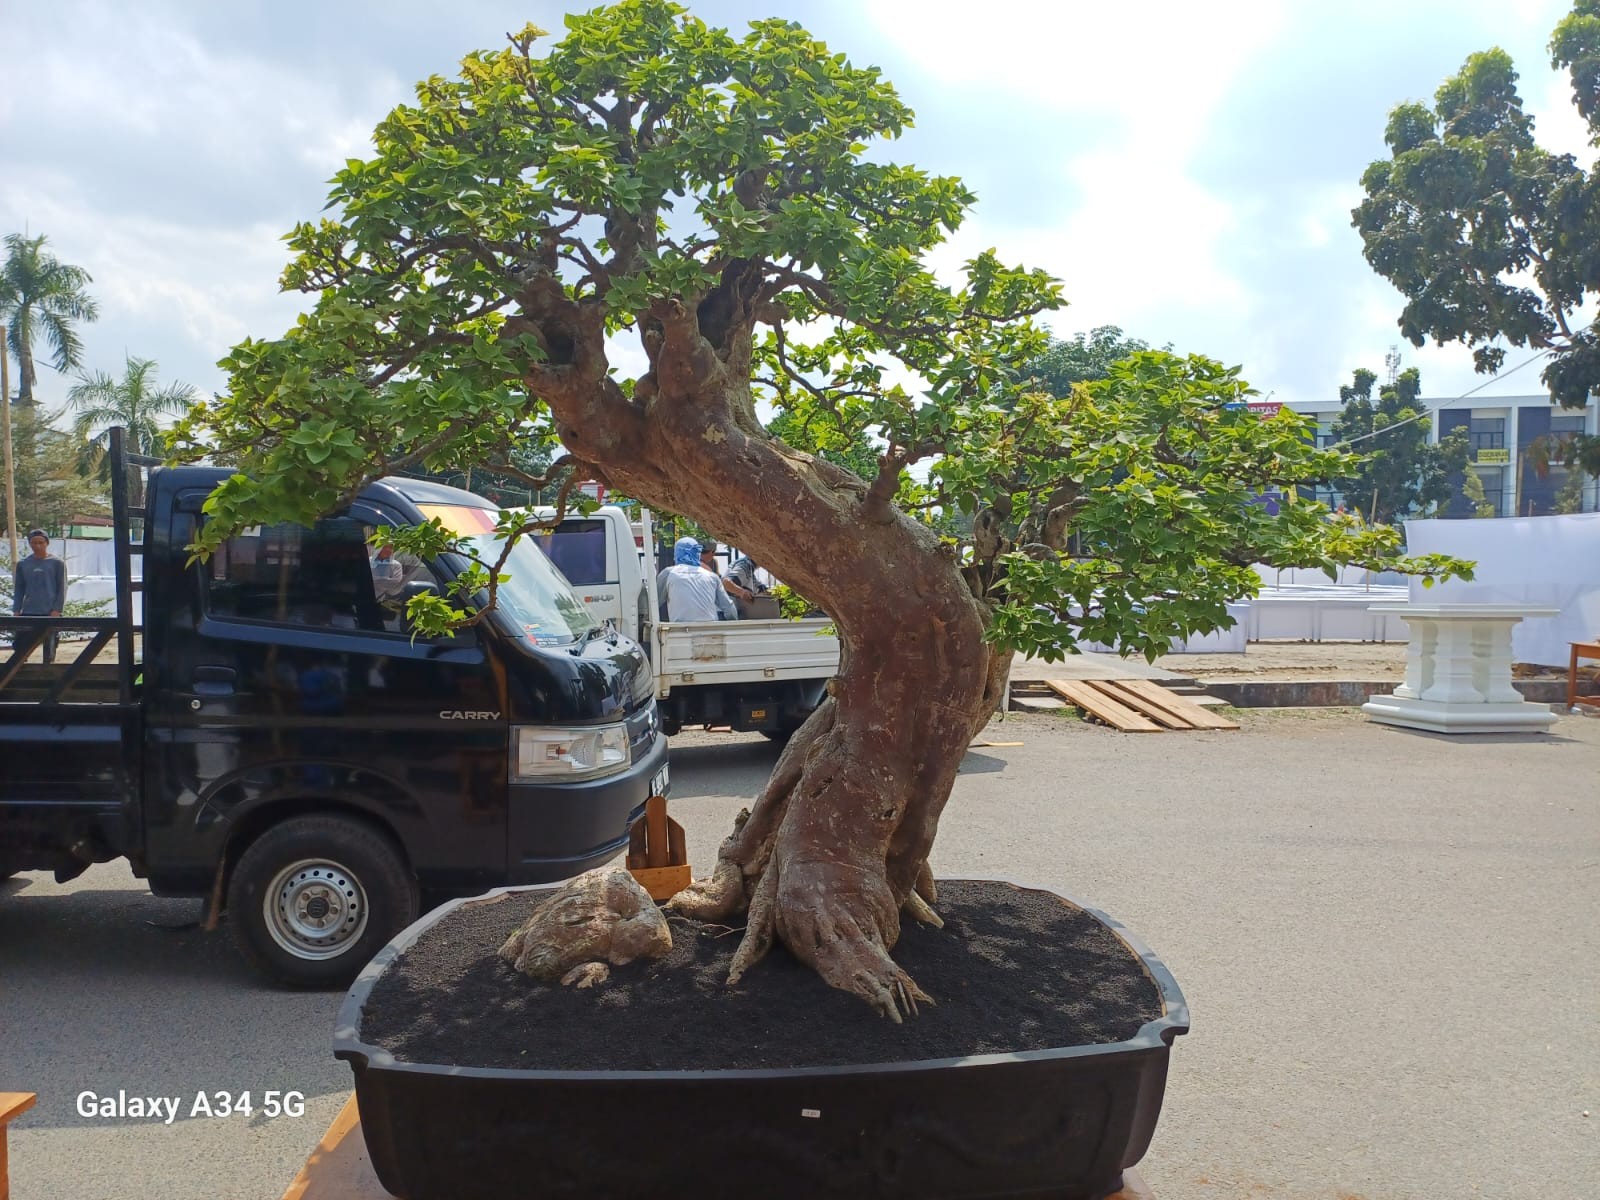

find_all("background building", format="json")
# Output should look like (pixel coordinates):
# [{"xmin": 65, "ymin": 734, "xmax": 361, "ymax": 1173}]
[{"xmin": 1283, "ymin": 393, "xmax": 1598, "ymax": 518}]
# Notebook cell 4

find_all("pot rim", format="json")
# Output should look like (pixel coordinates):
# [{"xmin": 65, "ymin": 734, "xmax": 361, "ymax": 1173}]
[{"xmin": 334, "ymin": 875, "xmax": 1189, "ymax": 1081}]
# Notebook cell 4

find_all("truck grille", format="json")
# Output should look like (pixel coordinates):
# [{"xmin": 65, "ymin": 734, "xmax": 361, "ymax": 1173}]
[{"xmin": 625, "ymin": 699, "xmax": 659, "ymax": 758}]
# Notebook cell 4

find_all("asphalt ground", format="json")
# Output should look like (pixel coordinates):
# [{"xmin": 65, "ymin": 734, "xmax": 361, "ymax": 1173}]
[{"xmin": 2, "ymin": 708, "xmax": 1596, "ymax": 1200}]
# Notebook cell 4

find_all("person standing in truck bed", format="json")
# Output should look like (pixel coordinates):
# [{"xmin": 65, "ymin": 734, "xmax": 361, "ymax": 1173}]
[
  {"xmin": 701, "ymin": 541, "xmax": 753, "ymax": 609},
  {"xmin": 13, "ymin": 528, "xmax": 66, "ymax": 664},
  {"xmin": 657, "ymin": 536, "xmax": 735, "ymax": 622}
]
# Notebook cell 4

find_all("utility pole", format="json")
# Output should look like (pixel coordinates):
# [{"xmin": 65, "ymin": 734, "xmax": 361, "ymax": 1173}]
[{"xmin": 1, "ymin": 325, "xmax": 17, "ymax": 565}]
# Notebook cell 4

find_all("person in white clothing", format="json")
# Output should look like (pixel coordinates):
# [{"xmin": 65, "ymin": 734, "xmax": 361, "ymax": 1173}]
[
  {"xmin": 369, "ymin": 541, "xmax": 429, "ymax": 601},
  {"xmin": 657, "ymin": 536, "xmax": 735, "ymax": 622}
]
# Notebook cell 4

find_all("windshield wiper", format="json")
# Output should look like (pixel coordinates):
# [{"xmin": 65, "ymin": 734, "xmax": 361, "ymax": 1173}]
[{"xmin": 571, "ymin": 623, "xmax": 607, "ymax": 652}]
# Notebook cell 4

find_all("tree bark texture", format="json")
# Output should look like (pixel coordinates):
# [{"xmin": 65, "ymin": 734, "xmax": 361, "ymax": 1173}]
[{"xmin": 525, "ymin": 292, "xmax": 1008, "ymax": 1018}]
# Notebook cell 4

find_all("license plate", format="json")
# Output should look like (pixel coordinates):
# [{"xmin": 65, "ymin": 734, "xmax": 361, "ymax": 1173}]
[{"xmin": 651, "ymin": 765, "xmax": 670, "ymax": 797}]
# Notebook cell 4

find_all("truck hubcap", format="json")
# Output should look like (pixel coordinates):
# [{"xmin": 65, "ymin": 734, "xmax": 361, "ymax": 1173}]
[{"xmin": 264, "ymin": 859, "xmax": 368, "ymax": 960}]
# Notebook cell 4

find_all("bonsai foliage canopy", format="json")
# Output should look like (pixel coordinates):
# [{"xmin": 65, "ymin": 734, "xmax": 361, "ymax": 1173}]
[
  {"xmin": 177, "ymin": 1, "xmax": 1470, "ymax": 1014},
  {"xmin": 177, "ymin": 2, "xmax": 1056, "ymax": 564}
]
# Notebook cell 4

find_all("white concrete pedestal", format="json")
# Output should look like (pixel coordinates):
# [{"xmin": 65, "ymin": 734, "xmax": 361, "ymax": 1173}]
[{"xmin": 1362, "ymin": 605, "xmax": 1560, "ymax": 734}]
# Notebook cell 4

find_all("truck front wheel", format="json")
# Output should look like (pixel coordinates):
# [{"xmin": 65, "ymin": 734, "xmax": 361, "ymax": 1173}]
[{"xmin": 226, "ymin": 815, "xmax": 418, "ymax": 988}]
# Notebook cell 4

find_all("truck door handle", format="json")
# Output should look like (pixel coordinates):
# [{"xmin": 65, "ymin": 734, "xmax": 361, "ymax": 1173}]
[{"xmin": 193, "ymin": 666, "xmax": 236, "ymax": 695}]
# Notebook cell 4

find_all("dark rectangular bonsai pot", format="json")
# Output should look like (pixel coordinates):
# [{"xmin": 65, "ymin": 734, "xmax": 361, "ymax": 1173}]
[{"xmin": 334, "ymin": 880, "xmax": 1189, "ymax": 1200}]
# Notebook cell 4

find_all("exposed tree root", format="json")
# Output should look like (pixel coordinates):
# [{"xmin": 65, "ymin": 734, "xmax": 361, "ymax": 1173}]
[
  {"xmin": 726, "ymin": 864, "xmax": 778, "ymax": 984},
  {"xmin": 901, "ymin": 888, "xmax": 943, "ymax": 929},
  {"xmin": 914, "ymin": 859, "xmax": 939, "ymax": 906},
  {"xmin": 770, "ymin": 860, "xmax": 933, "ymax": 1022},
  {"xmin": 666, "ymin": 852, "xmax": 747, "ymax": 923},
  {"xmin": 668, "ymin": 700, "xmax": 837, "ymax": 924}
]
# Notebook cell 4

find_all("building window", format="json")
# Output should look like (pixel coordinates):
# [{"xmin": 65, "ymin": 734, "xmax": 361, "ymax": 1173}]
[
  {"xmin": 1550, "ymin": 414, "xmax": 1588, "ymax": 461},
  {"xmin": 1468, "ymin": 417, "xmax": 1505, "ymax": 451},
  {"xmin": 1550, "ymin": 414, "xmax": 1587, "ymax": 435}
]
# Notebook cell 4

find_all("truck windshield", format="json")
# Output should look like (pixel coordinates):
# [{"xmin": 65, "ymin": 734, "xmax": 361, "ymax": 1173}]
[
  {"xmin": 533, "ymin": 520, "xmax": 608, "ymax": 585},
  {"xmin": 417, "ymin": 504, "xmax": 599, "ymax": 645}
]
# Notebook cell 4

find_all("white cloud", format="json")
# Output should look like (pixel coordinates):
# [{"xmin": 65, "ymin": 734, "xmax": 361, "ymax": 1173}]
[
  {"xmin": 5, "ymin": 0, "xmax": 1589, "ymax": 423},
  {"xmin": 859, "ymin": 0, "xmax": 1285, "ymax": 127},
  {"xmin": 1528, "ymin": 70, "xmax": 1595, "ymax": 161},
  {"xmin": 861, "ymin": 0, "xmax": 1288, "ymax": 339},
  {"xmin": 17, "ymin": 9, "xmax": 391, "ymax": 194},
  {"xmin": 1297, "ymin": 184, "xmax": 1363, "ymax": 251},
  {"xmin": 0, "ymin": 174, "xmax": 306, "ymax": 399}
]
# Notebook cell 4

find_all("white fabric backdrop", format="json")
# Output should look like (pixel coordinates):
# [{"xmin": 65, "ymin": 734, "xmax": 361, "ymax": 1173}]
[
  {"xmin": 55, "ymin": 537, "xmax": 135, "ymax": 580},
  {"xmin": 1403, "ymin": 513, "xmax": 1600, "ymax": 667},
  {"xmin": 5, "ymin": 538, "xmax": 142, "ymax": 622},
  {"xmin": 2, "ymin": 538, "xmax": 140, "ymax": 631}
]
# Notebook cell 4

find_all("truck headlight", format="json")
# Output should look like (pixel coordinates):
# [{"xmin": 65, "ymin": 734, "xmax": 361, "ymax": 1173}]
[{"xmin": 513, "ymin": 723, "xmax": 631, "ymax": 781}]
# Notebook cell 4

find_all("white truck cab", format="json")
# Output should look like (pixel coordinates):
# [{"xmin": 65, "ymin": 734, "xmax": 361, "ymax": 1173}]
[{"xmin": 529, "ymin": 506, "xmax": 839, "ymax": 738}]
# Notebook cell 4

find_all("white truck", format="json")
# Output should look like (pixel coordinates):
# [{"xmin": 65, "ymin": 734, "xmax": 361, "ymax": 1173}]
[{"xmin": 530, "ymin": 506, "xmax": 839, "ymax": 738}]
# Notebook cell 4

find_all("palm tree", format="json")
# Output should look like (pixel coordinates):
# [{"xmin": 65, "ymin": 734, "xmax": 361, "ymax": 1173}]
[
  {"xmin": 0, "ymin": 232, "xmax": 99, "ymax": 404},
  {"xmin": 68, "ymin": 356, "xmax": 196, "ymax": 506}
]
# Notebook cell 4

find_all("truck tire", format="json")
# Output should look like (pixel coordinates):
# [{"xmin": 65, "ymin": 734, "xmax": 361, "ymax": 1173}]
[{"xmin": 226, "ymin": 815, "xmax": 418, "ymax": 989}]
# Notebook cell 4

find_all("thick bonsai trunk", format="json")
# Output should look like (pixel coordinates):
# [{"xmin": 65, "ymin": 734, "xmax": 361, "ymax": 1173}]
[
  {"xmin": 532, "ymin": 298, "xmax": 1009, "ymax": 1017},
  {"xmin": 659, "ymin": 519, "xmax": 1009, "ymax": 1017},
  {"xmin": 670, "ymin": 631, "xmax": 1011, "ymax": 1019}
]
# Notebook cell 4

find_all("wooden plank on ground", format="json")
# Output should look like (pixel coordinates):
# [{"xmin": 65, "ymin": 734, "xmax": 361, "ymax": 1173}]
[
  {"xmin": 279, "ymin": 1095, "xmax": 390, "ymax": 1200},
  {"xmin": 1106, "ymin": 678, "xmax": 1240, "ymax": 730},
  {"xmin": 1042, "ymin": 679, "xmax": 1162, "ymax": 732},
  {"xmin": 1, "ymin": 1093, "xmax": 38, "ymax": 1200},
  {"xmin": 1091, "ymin": 681, "xmax": 1193, "ymax": 730}
]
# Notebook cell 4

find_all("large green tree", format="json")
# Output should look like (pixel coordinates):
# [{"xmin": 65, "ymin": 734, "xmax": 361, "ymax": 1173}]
[
  {"xmin": 1353, "ymin": 2, "xmax": 1600, "ymax": 477},
  {"xmin": 69, "ymin": 355, "xmax": 196, "ymax": 507},
  {"xmin": 0, "ymin": 233, "xmax": 99, "ymax": 405},
  {"xmin": 176, "ymin": 2, "xmax": 1468, "ymax": 1015},
  {"xmin": 1326, "ymin": 364, "xmax": 1470, "ymax": 523},
  {"xmin": 0, "ymin": 406, "xmax": 107, "ymax": 537},
  {"xmin": 1019, "ymin": 325, "xmax": 1158, "ymax": 395}
]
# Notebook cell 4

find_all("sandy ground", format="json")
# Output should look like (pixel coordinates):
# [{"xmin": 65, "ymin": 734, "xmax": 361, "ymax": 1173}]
[
  {"xmin": 1154, "ymin": 641, "xmax": 1596, "ymax": 684},
  {"xmin": 1154, "ymin": 640, "xmax": 1409, "ymax": 681},
  {"xmin": 1011, "ymin": 641, "xmax": 1415, "ymax": 684}
]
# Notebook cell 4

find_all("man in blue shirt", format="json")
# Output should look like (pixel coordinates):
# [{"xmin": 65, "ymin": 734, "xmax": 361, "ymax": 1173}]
[{"xmin": 13, "ymin": 529, "xmax": 67, "ymax": 663}]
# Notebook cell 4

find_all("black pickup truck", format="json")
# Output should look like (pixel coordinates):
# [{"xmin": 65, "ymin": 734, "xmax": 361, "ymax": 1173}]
[{"xmin": 0, "ymin": 431, "xmax": 667, "ymax": 985}]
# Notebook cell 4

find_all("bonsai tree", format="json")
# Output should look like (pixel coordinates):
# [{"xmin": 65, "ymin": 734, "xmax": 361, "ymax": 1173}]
[{"xmin": 176, "ymin": 1, "xmax": 1468, "ymax": 1017}]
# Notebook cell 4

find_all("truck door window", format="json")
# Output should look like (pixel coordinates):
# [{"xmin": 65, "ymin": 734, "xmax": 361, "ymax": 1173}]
[
  {"xmin": 533, "ymin": 520, "xmax": 610, "ymax": 585},
  {"xmin": 205, "ymin": 518, "xmax": 440, "ymax": 636}
]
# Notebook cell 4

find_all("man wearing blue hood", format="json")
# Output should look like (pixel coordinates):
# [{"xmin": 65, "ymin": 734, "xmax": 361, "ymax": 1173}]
[{"xmin": 657, "ymin": 536, "xmax": 736, "ymax": 622}]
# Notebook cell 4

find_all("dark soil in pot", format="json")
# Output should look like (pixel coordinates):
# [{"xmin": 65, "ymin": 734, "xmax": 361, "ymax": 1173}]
[{"xmin": 359, "ymin": 880, "xmax": 1163, "ymax": 1071}]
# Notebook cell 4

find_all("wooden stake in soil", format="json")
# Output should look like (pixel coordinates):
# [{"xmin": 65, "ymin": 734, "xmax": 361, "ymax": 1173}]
[{"xmin": 626, "ymin": 795, "xmax": 691, "ymax": 900}]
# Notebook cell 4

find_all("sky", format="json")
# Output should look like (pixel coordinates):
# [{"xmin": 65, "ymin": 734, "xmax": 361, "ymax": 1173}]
[{"xmin": 2, "ymin": 0, "xmax": 1589, "ymax": 419}]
